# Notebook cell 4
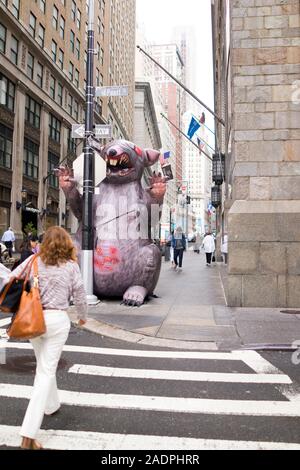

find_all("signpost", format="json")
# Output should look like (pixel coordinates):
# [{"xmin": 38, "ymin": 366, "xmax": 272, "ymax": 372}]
[
  {"xmin": 94, "ymin": 124, "xmax": 112, "ymax": 138},
  {"xmin": 95, "ymin": 85, "xmax": 128, "ymax": 97}
]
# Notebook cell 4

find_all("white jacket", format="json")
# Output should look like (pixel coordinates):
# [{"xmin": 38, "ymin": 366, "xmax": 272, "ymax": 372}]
[{"xmin": 202, "ymin": 235, "xmax": 215, "ymax": 253}]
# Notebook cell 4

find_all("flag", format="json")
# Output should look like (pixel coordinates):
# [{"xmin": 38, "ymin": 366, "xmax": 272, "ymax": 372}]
[
  {"xmin": 197, "ymin": 137, "xmax": 205, "ymax": 154},
  {"xmin": 187, "ymin": 116, "xmax": 201, "ymax": 139},
  {"xmin": 163, "ymin": 151, "xmax": 171, "ymax": 159}
]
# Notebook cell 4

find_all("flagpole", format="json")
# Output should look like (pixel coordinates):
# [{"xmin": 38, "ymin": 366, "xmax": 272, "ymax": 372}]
[
  {"xmin": 137, "ymin": 45, "xmax": 225, "ymax": 127},
  {"xmin": 160, "ymin": 113, "xmax": 213, "ymax": 162}
]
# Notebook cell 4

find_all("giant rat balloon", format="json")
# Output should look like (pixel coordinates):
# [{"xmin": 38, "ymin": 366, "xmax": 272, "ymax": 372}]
[{"xmin": 57, "ymin": 139, "xmax": 167, "ymax": 306}]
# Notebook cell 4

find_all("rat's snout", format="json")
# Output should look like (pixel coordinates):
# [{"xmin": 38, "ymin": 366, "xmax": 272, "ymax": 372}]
[{"xmin": 108, "ymin": 148, "xmax": 117, "ymax": 157}]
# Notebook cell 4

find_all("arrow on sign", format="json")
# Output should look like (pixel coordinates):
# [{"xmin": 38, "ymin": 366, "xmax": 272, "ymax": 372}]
[{"xmin": 72, "ymin": 124, "xmax": 85, "ymax": 139}]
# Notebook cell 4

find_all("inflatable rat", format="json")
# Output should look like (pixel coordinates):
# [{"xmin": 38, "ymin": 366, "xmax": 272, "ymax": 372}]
[{"xmin": 57, "ymin": 139, "xmax": 167, "ymax": 306}]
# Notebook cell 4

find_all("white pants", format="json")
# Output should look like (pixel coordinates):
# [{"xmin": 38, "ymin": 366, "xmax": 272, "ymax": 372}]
[{"xmin": 20, "ymin": 310, "xmax": 70, "ymax": 439}]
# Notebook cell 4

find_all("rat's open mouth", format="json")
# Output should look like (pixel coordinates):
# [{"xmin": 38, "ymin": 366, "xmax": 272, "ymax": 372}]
[{"xmin": 105, "ymin": 152, "xmax": 135, "ymax": 177}]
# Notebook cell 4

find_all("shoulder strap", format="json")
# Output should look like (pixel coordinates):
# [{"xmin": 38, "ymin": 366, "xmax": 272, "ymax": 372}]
[{"xmin": 0, "ymin": 255, "xmax": 36, "ymax": 305}]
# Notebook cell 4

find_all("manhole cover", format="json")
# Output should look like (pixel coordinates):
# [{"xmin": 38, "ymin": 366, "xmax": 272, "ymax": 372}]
[{"xmin": 280, "ymin": 310, "xmax": 300, "ymax": 315}]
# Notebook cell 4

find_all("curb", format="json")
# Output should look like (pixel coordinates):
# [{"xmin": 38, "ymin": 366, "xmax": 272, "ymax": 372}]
[{"xmin": 69, "ymin": 313, "xmax": 218, "ymax": 351}]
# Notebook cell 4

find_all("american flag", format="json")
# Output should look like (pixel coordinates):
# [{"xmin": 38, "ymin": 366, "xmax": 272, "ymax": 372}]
[{"xmin": 197, "ymin": 137, "xmax": 205, "ymax": 154}]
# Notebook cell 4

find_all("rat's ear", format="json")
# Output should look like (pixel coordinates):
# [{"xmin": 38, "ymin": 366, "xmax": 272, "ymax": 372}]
[{"xmin": 144, "ymin": 149, "xmax": 160, "ymax": 167}]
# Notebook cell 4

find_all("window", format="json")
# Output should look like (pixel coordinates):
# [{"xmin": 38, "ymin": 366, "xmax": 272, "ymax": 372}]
[
  {"xmin": 37, "ymin": 24, "xmax": 45, "ymax": 47},
  {"xmin": 75, "ymin": 38, "xmax": 80, "ymax": 59},
  {"xmin": 25, "ymin": 95, "xmax": 41, "ymax": 129},
  {"xmin": 51, "ymin": 40, "xmax": 57, "ymax": 62},
  {"xmin": 49, "ymin": 114, "xmax": 61, "ymax": 143},
  {"xmin": 48, "ymin": 152, "xmax": 59, "ymax": 187},
  {"xmin": 76, "ymin": 9, "xmax": 81, "ymax": 29},
  {"xmin": 53, "ymin": 6, "xmax": 58, "ymax": 30},
  {"xmin": 0, "ymin": 23, "xmax": 6, "ymax": 54},
  {"xmin": 36, "ymin": 62, "xmax": 43, "ymax": 88},
  {"xmin": 68, "ymin": 93, "xmax": 73, "ymax": 115},
  {"xmin": 27, "ymin": 52, "xmax": 34, "ymax": 80},
  {"xmin": 97, "ymin": 42, "xmax": 100, "ymax": 61},
  {"xmin": 0, "ymin": 124, "xmax": 13, "ymax": 169},
  {"xmin": 10, "ymin": 36, "xmax": 18, "ymax": 65},
  {"xmin": 96, "ymin": 68, "xmax": 100, "ymax": 86},
  {"xmin": 69, "ymin": 61, "xmax": 74, "ymax": 81},
  {"xmin": 71, "ymin": 1, "xmax": 76, "ymax": 21},
  {"xmin": 58, "ymin": 49, "xmax": 64, "ymax": 69},
  {"xmin": 0, "ymin": 74, "xmax": 15, "ymax": 111},
  {"xmin": 74, "ymin": 100, "xmax": 79, "ymax": 120},
  {"xmin": 29, "ymin": 13, "xmax": 36, "ymax": 37},
  {"xmin": 23, "ymin": 138, "xmax": 39, "ymax": 179},
  {"xmin": 0, "ymin": 0, "xmax": 8, "ymax": 6},
  {"xmin": 57, "ymin": 82, "xmax": 63, "ymax": 106},
  {"xmin": 67, "ymin": 128, "xmax": 76, "ymax": 153},
  {"xmin": 49, "ymin": 75, "xmax": 56, "ymax": 100},
  {"xmin": 70, "ymin": 30, "xmax": 75, "ymax": 53},
  {"xmin": 39, "ymin": 0, "xmax": 46, "ymax": 13},
  {"xmin": 12, "ymin": 0, "xmax": 20, "ymax": 19},
  {"xmin": 74, "ymin": 68, "xmax": 79, "ymax": 87},
  {"xmin": 60, "ymin": 16, "xmax": 65, "ymax": 39}
]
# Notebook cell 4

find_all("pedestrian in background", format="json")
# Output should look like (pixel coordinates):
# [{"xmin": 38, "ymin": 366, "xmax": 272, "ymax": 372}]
[
  {"xmin": 193, "ymin": 232, "xmax": 201, "ymax": 254},
  {"xmin": 172, "ymin": 226, "xmax": 186, "ymax": 271},
  {"xmin": 10, "ymin": 226, "xmax": 87, "ymax": 450},
  {"xmin": 202, "ymin": 231, "xmax": 215, "ymax": 266},
  {"xmin": 1, "ymin": 227, "xmax": 15, "ymax": 258},
  {"xmin": 222, "ymin": 232, "xmax": 228, "ymax": 264}
]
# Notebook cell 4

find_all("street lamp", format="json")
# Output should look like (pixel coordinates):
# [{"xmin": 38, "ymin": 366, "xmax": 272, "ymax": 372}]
[
  {"xmin": 211, "ymin": 185, "xmax": 221, "ymax": 208},
  {"xmin": 212, "ymin": 153, "xmax": 225, "ymax": 185}
]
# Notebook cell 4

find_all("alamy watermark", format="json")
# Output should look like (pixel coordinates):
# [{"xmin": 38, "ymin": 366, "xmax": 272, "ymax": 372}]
[
  {"xmin": 292, "ymin": 80, "xmax": 300, "ymax": 105},
  {"xmin": 291, "ymin": 340, "xmax": 300, "ymax": 365}
]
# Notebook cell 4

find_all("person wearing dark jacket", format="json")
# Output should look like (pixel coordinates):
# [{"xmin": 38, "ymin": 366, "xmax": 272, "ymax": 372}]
[{"xmin": 172, "ymin": 226, "xmax": 186, "ymax": 271}]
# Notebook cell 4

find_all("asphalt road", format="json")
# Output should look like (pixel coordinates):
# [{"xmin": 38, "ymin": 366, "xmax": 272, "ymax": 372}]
[{"xmin": 0, "ymin": 324, "xmax": 300, "ymax": 450}]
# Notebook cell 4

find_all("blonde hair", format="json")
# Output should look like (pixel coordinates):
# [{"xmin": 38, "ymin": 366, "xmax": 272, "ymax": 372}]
[{"xmin": 39, "ymin": 226, "xmax": 77, "ymax": 266}]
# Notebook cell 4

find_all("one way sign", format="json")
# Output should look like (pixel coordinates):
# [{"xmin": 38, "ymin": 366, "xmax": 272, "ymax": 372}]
[{"xmin": 71, "ymin": 124, "xmax": 85, "ymax": 139}]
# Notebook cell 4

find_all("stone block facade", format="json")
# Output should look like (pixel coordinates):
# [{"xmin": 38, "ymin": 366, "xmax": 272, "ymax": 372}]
[{"xmin": 224, "ymin": 0, "xmax": 300, "ymax": 307}]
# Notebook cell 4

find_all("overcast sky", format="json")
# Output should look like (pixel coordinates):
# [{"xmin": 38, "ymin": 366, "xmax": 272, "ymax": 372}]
[{"xmin": 136, "ymin": 0, "xmax": 215, "ymax": 132}]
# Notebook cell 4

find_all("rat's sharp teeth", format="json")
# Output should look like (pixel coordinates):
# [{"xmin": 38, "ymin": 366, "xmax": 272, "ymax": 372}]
[{"xmin": 110, "ymin": 159, "xmax": 117, "ymax": 166}]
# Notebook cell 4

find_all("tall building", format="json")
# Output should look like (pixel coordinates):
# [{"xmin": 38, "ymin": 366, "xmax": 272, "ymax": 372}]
[
  {"xmin": 212, "ymin": 0, "xmax": 300, "ymax": 307},
  {"xmin": 0, "ymin": 0, "xmax": 136, "ymax": 243},
  {"xmin": 147, "ymin": 43, "xmax": 185, "ymax": 184}
]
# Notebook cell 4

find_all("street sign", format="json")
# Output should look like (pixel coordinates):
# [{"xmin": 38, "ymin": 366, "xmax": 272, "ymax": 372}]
[
  {"xmin": 71, "ymin": 124, "xmax": 85, "ymax": 139},
  {"xmin": 95, "ymin": 85, "xmax": 128, "ymax": 97},
  {"xmin": 94, "ymin": 124, "xmax": 112, "ymax": 138}
]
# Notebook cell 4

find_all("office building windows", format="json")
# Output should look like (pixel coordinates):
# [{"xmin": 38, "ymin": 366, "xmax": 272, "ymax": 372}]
[
  {"xmin": 0, "ymin": 23, "xmax": 6, "ymax": 53},
  {"xmin": 36, "ymin": 62, "xmax": 43, "ymax": 88},
  {"xmin": 12, "ymin": 0, "xmax": 20, "ymax": 19},
  {"xmin": 74, "ymin": 68, "xmax": 79, "ymax": 88},
  {"xmin": 71, "ymin": 1, "xmax": 76, "ymax": 21},
  {"xmin": 51, "ymin": 40, "xmax": 57, "ymax": 62},
  {"xmin": 75, "ymin": 38, "xmax": 80, "ymax": 60},
  {"xmin": 58, "ymin": 49, "xmax": 64, "ymax": 69},
  {"xmin": 60, "ymin": 16, "xmax": 65, "ymax": 39},
  {"xmin": 0, "ymin": 74, "xmax": 15, "ymax": 111},
  {"xmin": 49, "ymin": 75, "xmax": 56, "ymax": 100},
  {"xmin": 27, "ymin": 52, "xmax": 34, "ymax": 80},
  {"xmin": 29, "ymin": 12, "xmax": 37, "ymax": 37},
  {"xmin": 23, "ymin": 138, "xmax": 39, "ymax": 179},
  {"xmin": 49, "ymin": 114, "xmax": 61, "ymax": 143},
  {"xmin": 69, "ymin": 61, "xmax": 74, "ymax": 81},
  {"xmin": 37, "ymin": 24, "xmax": 45, "ymax": 47},
  {"xmin": 0, "ymin": 124, "xmax": 13, "ymax": 169},
  {"xmin": 39, "ymin": 0, "xmax": 46, "ymax": 13},
  {"xmin": 25, "ymin": 95, "xmax": 41, "ymax": 129},
  {"xmin": 70, "ymin": 30, "xmax": 75, "ymax": 53},
  {"xmin": 48, "ymin": 152, "xmax": 59, "ymax": 188},
  {"xmin": 74, "ymin": 100, "xmax": 79, "ymax": 120},
  {"xmin": 76, "ymin": 9, "xmax": 81, "ymax": 29},
  {"xmin": 53, "ymin": 5, "xmax": 59, "ymax": 30},
  {"xmin": 68, "ymin": 93, "xmax": 73, "ymax": 116},
  {"xmin": 57, "ymin": 82, "xmax": 63, "ymax": 106},
  {"xmin": 10, "ymin": 36, "xmax": 18, "ymax": 65}
]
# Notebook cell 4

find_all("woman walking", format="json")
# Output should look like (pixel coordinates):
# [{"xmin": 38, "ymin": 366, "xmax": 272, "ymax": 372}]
[
  {"xmin": 202, "ymin": 231, "xmax": 215, "ymax": 266},
  {"xmin": 10, "ymin": 226, "xmax": 87, "ymax": 450}
]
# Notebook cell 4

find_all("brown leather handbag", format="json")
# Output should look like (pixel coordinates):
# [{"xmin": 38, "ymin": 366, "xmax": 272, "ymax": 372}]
[{"xmin": 7, "ymin": 256, "xmax": 46, "ymax": 340}]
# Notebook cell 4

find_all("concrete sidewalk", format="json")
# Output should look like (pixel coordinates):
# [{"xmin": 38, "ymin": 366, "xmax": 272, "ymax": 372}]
[{"xmin": 71, "ymin": 251, "xmax": 300, "ymax": 351}]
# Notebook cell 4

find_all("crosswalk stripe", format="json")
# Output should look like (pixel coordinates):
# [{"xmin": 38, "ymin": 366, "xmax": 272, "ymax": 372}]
[
  {"xmin": 1, "ymin": 424, "xmax": 300, "ymax": 450},
  {"xmin": 1, "ymin": 383, "xmax": 300, "ymax": 417},
  {"xmin": 0, "ymin": 341, "xmax": 286, "ymax": 373},
  {"xmin": 68, "ymin": 364, "xmax": 292, "ymax": 384},
  {"xmin": 0, "ymin": 318, "xmax": 11, "ymax": 328}
]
